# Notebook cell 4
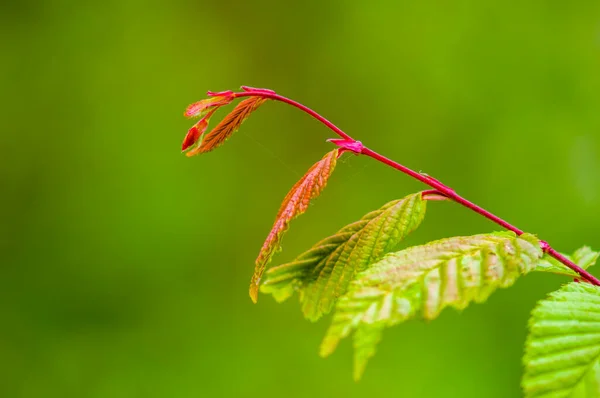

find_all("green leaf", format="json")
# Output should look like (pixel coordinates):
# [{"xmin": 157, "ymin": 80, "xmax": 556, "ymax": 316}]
[
  {"xmin": 321, "ymin": 232, "xmax": 543, "ymax": 380},
  {"xmin": 260, "ymin": 192, "xmax": 428, "ymax": 321},
  {"xmin": 523, "ymin": 282, "xmax": 600, "ymax": 397},
  {"xmin": 534, "ymin": 247, "xmax": 599, "ymax": 278}
]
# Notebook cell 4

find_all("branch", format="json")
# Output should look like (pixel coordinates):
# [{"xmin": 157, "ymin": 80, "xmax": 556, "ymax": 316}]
[{"xmin": 230, "ymin": 88, "xmax": 600, "ymax": 286}]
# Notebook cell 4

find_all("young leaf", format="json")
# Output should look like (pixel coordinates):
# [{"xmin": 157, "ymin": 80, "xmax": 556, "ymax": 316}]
[
  {"xmin": 183, "ymin": 94, "xmax": 234, "ymax": 119},
  {"xmin": 321, "ymin": 232, "xmax": 543, "ymax": 380},
  {"xmin": 250, "ymin": 149, "xmax": 339, "ymax": 303},
  {"xmin": 261, "ymin": 192, "xmax": 428, "ymax": 321},
  {"xmin": 182, "ymin": 108, "xmax": 218, "ymax": 152},
  {"xmin": 191, "ymin": 96, "xmax": 267, "ymax": 155},
  {"xmin": 533, "ymin": 246, "xmax": 599, "ymax": 278},
  {"xmin": 523, "ymin": 282, "xmax": 600, "ymax": 397}
]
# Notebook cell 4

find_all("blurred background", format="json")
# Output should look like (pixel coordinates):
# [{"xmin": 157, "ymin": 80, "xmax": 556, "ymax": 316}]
[{"xmin": 1, "ymin": 1, "xmax": 600, "ymax": 397}]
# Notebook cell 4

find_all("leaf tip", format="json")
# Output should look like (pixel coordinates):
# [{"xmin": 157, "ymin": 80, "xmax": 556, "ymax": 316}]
[
  {"xmin": 319, "ymin": 336, "xmax": 339, "ymax": 358},
  {"xmin": 181, "ymin": 108, "xmax": 218, "ymax": 154},
  {"xmin": 181, "ymin": 124, "xmax": 200, "ymax": 151},
  {"xmin": 352, "ymin": 362, "xmax": 366, "ymax": 382},
  {"xmin": 249, "ymin": 278, "xmax": 260, "ymax": 303}
]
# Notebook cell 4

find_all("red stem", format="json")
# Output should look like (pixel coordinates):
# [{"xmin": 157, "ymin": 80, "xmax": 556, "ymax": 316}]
[
  {"xmin": 232, "ymin": 90, "xmax": 600, "ymax": 286},
  {"xmin": 235, "ymin": 92, "xmax": 353, "ymax": 141}
]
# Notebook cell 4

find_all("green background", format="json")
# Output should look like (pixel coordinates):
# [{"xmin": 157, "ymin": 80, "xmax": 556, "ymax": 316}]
[{"xmin": 2, "ymin": 1, "xmax": 600, "ymax": 397}]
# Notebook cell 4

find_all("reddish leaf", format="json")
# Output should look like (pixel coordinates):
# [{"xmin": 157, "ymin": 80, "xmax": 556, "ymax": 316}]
[
  {"xmin": 184, "ymin": 95, "xmax": 233, "ymax": 119},
  {"xmin": 250, "ymin": 149, "xmax": 339, "ymax": 302},
  {"xmin": 241, "ymin": 86, "xmax": 276, "ymax": 94},
  {"xmin": 196, "ymin": 97, "xmax": 267, "ymax": 154},
  {"xmin": 181, "ymin": 108, "xmax": 217, "ymax": 152}
]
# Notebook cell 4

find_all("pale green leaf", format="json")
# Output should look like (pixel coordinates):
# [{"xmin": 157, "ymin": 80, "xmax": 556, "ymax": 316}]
[
  {"xmin": 321, "ymin": 232, "xmax": 543, "ymax": 380},
  {"xmin": 523, "ymin": 282, "xmax": 600, "ymax": 398},
  {"xmin": 534, "ymin": 247, "xmax": 599, "ymax": 278},
  {"xmin": 261, "ymin": 192, "xmax": 428, "ymax": 321}
]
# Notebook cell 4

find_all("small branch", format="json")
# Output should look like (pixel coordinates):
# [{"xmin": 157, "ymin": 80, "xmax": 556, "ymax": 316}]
[
  {"xmin": 232, "ymin": 88, "xmax": 600, "ymax": 286},
  {"xmin": 359, "ymin": 147, "xmax": 526, "ymax": 235}
]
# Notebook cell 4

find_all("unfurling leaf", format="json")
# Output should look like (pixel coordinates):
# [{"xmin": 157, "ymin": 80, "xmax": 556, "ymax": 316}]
[
  {"xmin": 182, "ymin": 108, "xmax": 218, "ymax": 152},
  {"xmin": 250, "ymin": 149, "xmax": 339, "ymax": 303},
  {"xmin": 194, "ymin": 96, "xmax": 267, "ymax": 155},
  {"xmin": 183, "ymin": 94, "xmax": 234, "ymax": 119},
  {"xmin": 523, "ymin": 282, "xmax": 600, "ymax": 397},
  {"xmin": 321, "ymin": 232, "xmax": 543, "ymax": 380},
  {"xmin": 261, "ymin": 192, "xmax": 428, "ymax": 321},
  {"xmin": 533, "ymin": 246, "xmax": 599, "ymax": 278}
]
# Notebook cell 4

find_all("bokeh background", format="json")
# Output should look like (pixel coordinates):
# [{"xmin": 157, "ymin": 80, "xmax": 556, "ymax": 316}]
[{"xmin": 2, "ymin": 1, "xmax": 600, "ymax": 397}]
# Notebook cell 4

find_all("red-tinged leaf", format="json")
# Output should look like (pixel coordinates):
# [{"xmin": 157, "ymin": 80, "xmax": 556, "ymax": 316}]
[
  {"xmin": 196, "ymin": 97, "xmax": 267, "ymax": 154},
  {"xmin": 207, "ymin": 90, "xmax": 234, "ymax": 97},
  {"xmin": 181, "ymin": 108, "xmax": 217, "ymax": 152},
  {"xmin": 249, "ymin": 149, "xmax": 339, "ymax": 303},
  {"xmin": 241, "ymin": 86, "xmax": 276, "ymax": 94},
  {"xmin": 184, "ymin": 95, "xmax": 233, "ymax": 119}
]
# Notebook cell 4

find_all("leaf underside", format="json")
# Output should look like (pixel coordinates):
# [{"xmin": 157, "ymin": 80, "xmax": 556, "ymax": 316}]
[
  {"xmin": 321, "ymin": 232, "xmax": 543, "ymax": 380},
  {"xmin": 261, "ymin": 192, "xmax": 428, "ymax": 321},
  {"xmin": 523, "ymin": 282, "xmax": 600, "ymax": 398},
  {"xmin": 534, "ymin": 247, "xmax": 599, "ymax": 278},
  {"xmin": 250, "ymin": 149, "xmax": 339, "ymax": 303}
]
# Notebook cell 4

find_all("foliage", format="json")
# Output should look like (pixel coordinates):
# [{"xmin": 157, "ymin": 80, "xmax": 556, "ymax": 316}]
[
  {"xmin": 261, "ymin": 192, "xmax": 427, "ymax": 320},
  {"xmin": 181, "ymin": 87, "xmax": 600, "ymax": 391},
  {"xmin": 322, "ymin": 232, "xmax": 543, "ymax": 380},
  {"xmin": 523, "ymin": 282, "xmax": 600, "ymax": 397},
  {"xmin": 534, "ymin": 247, "xmax": 599, "ymax": 278},
  {"xmin": 251, "ymin": 148, "xmax": 339, "ymax": 302},
  {"xmin": 182, "ymin": 93, "xmax": 265, "ymax": 156}
]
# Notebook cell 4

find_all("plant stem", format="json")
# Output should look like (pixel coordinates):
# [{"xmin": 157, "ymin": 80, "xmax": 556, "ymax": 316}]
[
  {"xmin": 361, "ymin": 147, "xmax": 600, "ymax": 286},
  {"xmin": 235, "ymin": 91, "xmax": 353, "ymax": 141},
  {"xmin": 233, "ymin": 89, "xmax": 600, "ymax": 286}
]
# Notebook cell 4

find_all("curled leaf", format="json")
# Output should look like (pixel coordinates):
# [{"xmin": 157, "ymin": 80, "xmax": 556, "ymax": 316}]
[
  {"xmin": 250, "ymin": 149, "xmax": 339, "ymax": 303},
  {"xmin": 182, "ymin": 108, "xmax": 218, "ymax": 152},
  {"xmin": 241, "ymin": 86, "xmax": 276, "ymax": 94},
  {"xmin": 421, "ymin": 190, "xmax": 449, "ymax": 201},
  {"xmin": 206, "ymin": 90, "xmax": 234, "ymax": 98},
  {"xmin": 184, "ymin": 95, "xmax": 234, "ymax": 119},
  {"xmin": 197, "ymin": 97, "xmax": 267, "ymax": 154}
]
